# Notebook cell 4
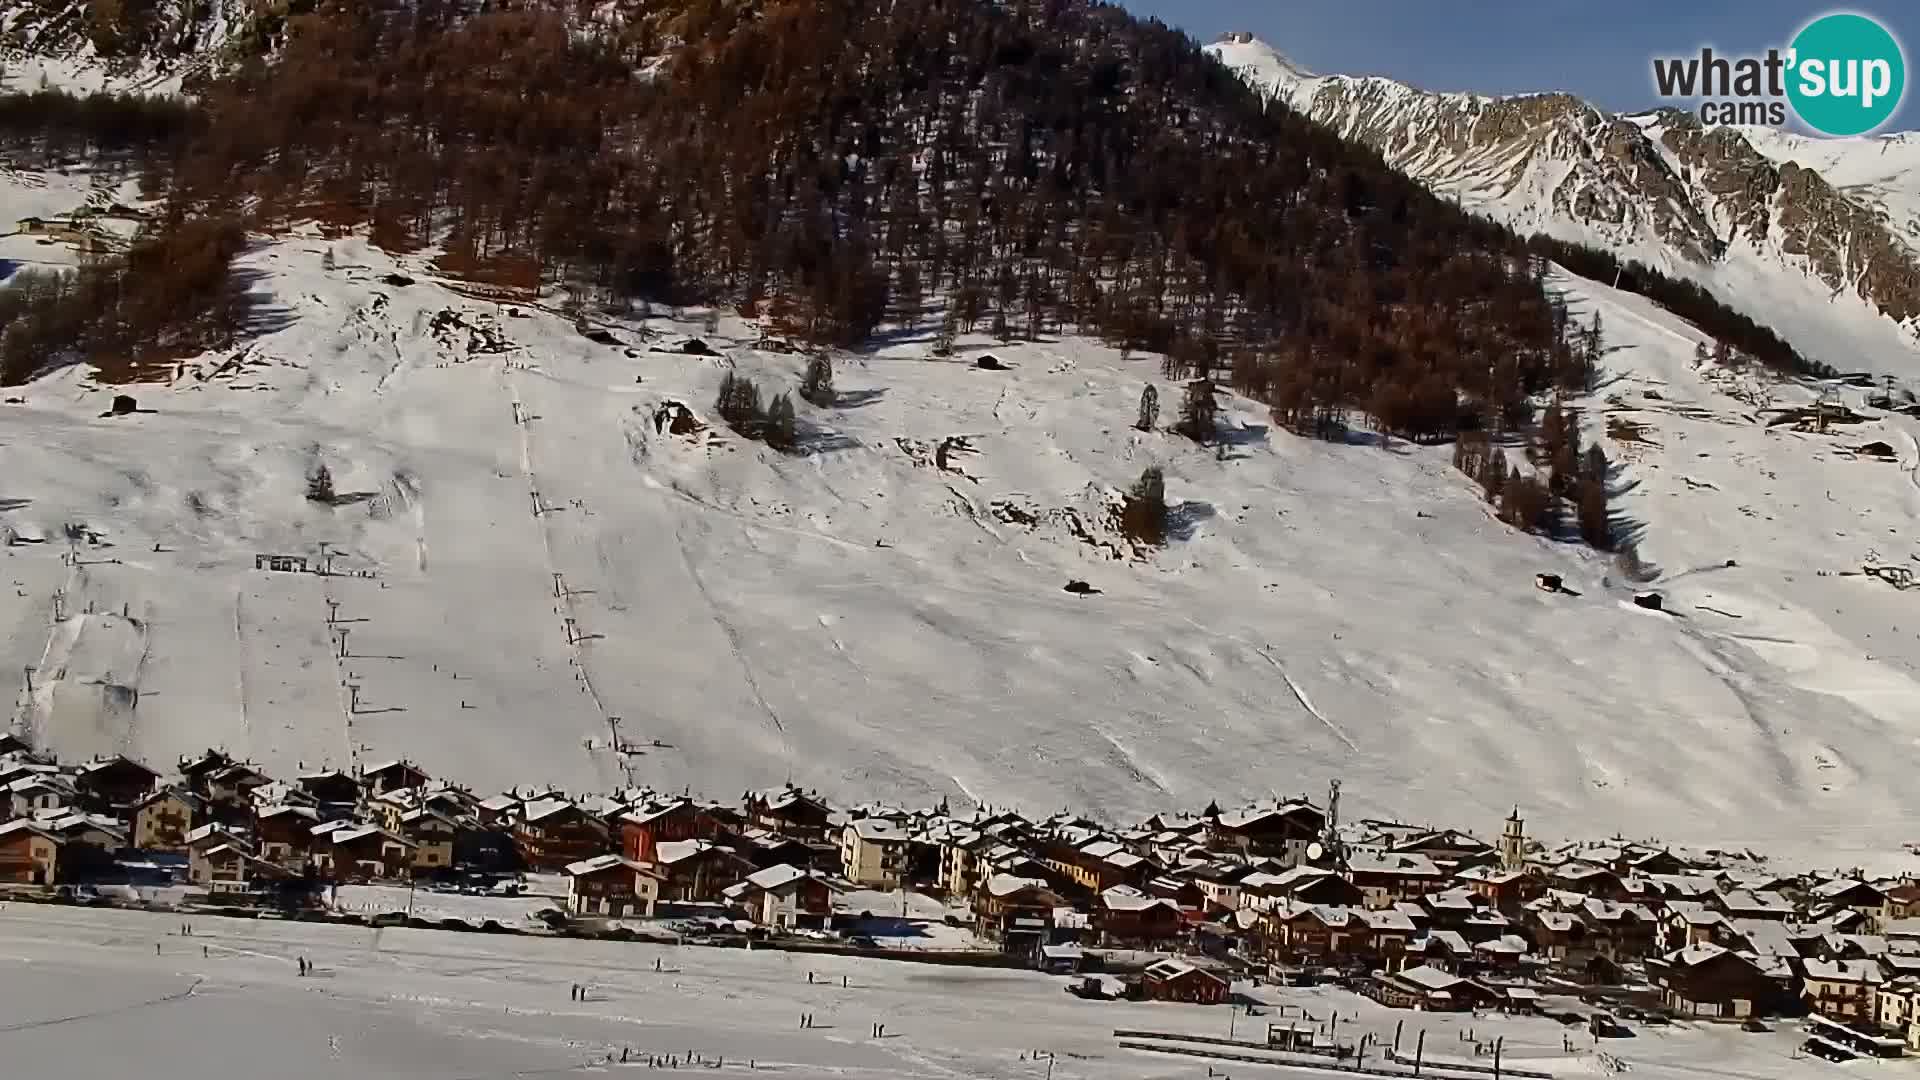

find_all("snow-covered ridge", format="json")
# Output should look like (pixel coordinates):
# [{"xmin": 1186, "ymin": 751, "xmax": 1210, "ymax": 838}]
[
  {"xmin": 4, "ymin": 189, "xmax": 1920, "ymax": 864},
  {"xmin": 1207, "ymin": 34, "xmax": 1920, "ymax": 379}
]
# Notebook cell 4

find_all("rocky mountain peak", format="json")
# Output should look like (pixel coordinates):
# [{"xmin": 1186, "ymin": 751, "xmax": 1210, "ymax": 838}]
[{"xmin": 1208, "ymin": 35, "xmax": 1920, "ymax": 371}]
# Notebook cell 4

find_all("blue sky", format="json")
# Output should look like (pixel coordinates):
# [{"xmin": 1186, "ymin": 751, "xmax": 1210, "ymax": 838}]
[{"xmin": 1118, "ymin": 1, "xmax": 1916, "ymax": 133}]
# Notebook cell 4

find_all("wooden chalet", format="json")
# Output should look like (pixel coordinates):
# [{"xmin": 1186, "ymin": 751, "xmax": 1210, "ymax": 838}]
[
  {"xmin": 1455, "ymin": 864, "xmax": 1540, "ymax": 912},
  {"xmin": 619, "ymin": 798, "xmax": 719, "ymax": 863},
  {"xmin": 1346, "ymin": 851, "xmax": 1450, "ymax": 908},
  {"xmin": 178, "ymin": 750, "xmax": 237, "ymax": 796},
  {"xmin": 73, "ymin": 755, "xmax": 159, "ymax": 815},
  {"xmin": 1259, "ymin": 904, "xmax": 1368, "ymax": 967},
  {"xmin": 723, "ymin": 863, "xmax": 840, "ymax": 929},
  {"xmin": 1094, "ymin": 885, "xmax": 1184, "ymax": 946},
  {"xmin": 1140, "ymin": 959, "xmax": 1229, "ymax": 1005},
  {"xmin": 397, "ymin": 809, "xmax": 458, "ymax": 873},
  {"xmin": 0, "ymin": 820, "xmax": 64, "ymax": 884},
  {"xmin": 513, "ymin": 798, "xmax": 609, "ymax": 872},
  {"xmin": 298, "ymin": 770, "xmax": 364, "ymax": 814},
  {"xmin": 1810, "ymin": 879, "xmax": 1892, "ymax": 932},
  {"xmin": 1802, "ymin": 958, "xmax": 1886, "ymax": 1023},
  {"xmin": 254, "ymin": 805, "xmax": 320, "ymax": 868},
  {"xmin": 975, "ymin": 874, "xmax": 1062, "ymax": 951},
  {"xmin": 195, "ymin": 842, "xmax": 294, "ymax": 895},
  {"xmin": 652, "ymin": 838, "xmax": 754, "ymax": 902},
  {"xmin": 1649, "ymin": 944, "xmax": 1771, "ymax": 1019},
  {"xmin": 132, "ymin": 787, "xmax": 204, "ymax": 852},
  {"xmin": 315, "ymin": 823, "xmax": 416, "ymax": 881},
  {"xmin": 564, "ymin": 854, "xmax": 662, "ymax": 917},
  {"xmin": 1367, "ymin": 964, "xmax": 1490, "ymax": 1011},
  {"xmin": 360, "ymin": 760, "xmax": 430, "ymax": 798},
  {"xmin": 1205, "ymin": 802, "xmax": 1324, "ymax": 864},
  {"xmin": 744, "ymin": 786, "xmax": 833, "ymax": 843}
]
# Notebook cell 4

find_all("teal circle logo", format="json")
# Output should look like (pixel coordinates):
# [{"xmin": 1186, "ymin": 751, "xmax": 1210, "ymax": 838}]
[{"xmin": 1787, "ymin": 13, "xmax": 1906, "ymax": 136}]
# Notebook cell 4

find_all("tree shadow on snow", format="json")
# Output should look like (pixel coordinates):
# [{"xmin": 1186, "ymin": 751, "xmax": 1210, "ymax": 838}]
[
  {"xmin": 231, "ymin": 263, "xmax": 298, "ymax": 339},
  {"xmin": 1167, "ymin": 499, "xmax": 1216, "ymax": 541},
  {"xmin": 1212, "ymin": 423, "xmax": 1269, "ymax": 461},
  {"xmin": 832, "ymin": 388, "xmax": 887, "ymax": 409},
  {"xmin": 796, "ymin": 422, "xmax": 861, "ymax": 456}
]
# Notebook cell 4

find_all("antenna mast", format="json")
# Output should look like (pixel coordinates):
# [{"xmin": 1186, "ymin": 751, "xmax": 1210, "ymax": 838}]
[{"xmin": 1325, "ymin": 778, "xmax": 1347, "ymax": 874}]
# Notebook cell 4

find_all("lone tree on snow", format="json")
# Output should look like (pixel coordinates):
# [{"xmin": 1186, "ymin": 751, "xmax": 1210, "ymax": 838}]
[
  {"xmin": 1135, "ymin": 384, "xmax": 1158, "ymax": 432},
  {"xmin": 306, "ymin": 462, "xmax": 335, "ymax": 505},
  {"xmin": 1176, "ymin": 378, "xmax": 1217, "ymax": 444},
  {"xmin": 799, "ymin": 354, "xmax": 834, "ymax": 407},
  {"xmin": 1120, "ymin": 465, "xmax": 1168, "ymax": 546}
]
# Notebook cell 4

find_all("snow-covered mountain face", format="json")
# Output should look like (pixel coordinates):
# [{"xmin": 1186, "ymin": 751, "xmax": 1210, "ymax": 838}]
[
  {"xmin": 1, "ymin": 0, "xmax": 273, "ymax": 95},
  {"xmin": 5, "ymin": 193, "xmax": 1920, "ymax": 867},
  {"xmin": 1207, "ymin": 35, "xmax": 1920, "ymax": 377}
]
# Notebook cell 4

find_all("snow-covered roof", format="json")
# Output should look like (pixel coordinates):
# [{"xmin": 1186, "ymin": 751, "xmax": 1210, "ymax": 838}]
[
  {"xmin": 743, "ymin": 863, "xmax": 820, "ymax": 892},
  {"xmin": 1215, "ymin": 801, "xmax": 1317, "ymax": 830},
  {"xmin": 985, "ymin": 874, "xmax": 1049, "ymax": 898},
  {"xmin": 1803, "ymin": 958, "xmax": 1884, "ymax": 984},
  {"xmin": 1099, "ymin": 885, "xmax": 1177, "ymax": 912},
  {"xmin": 1364, "ymin": 909, "xmax": 1417, "ymax": 933},
  {"xmin": 1664, "ymin": 900, "xmax": 1729, "ymax": 927},
  {"xmin": 1666, "ymin": 943, "xmax": 1732, "ymax": 968},
  {"xmin": 1144, "ymin": 957, "xmax": 1223, "ymax": 983},
  {"xmin": 1456, "ymin": 865, "xmax": 1525, "ymax": 884},
  {"xmin": 1346, "ymin": 851, "xmax": 1443, "ymax": 877},
  {"xmin": 1811, "ymin": 877, "xmax": 1881, "ymax": 900},
  {"xmin": 565, "ymin": 854, "xmax": 639, "ymax": 877},
  {"xmin": 1717, "ymin": 888, "xmax": 1794, "ymax": 915},
  {"xmin": 1417, "ymin": 930, "xmax": 1470, "ymax": 954},
  {"xmin": 1534, "ymin": 911, "xmax": 1581, "ymax": 933},
  {"xmin": 0, "ymin": 819, "xmax": 60, "ymax": 842},
  {"xmin": 1395, "ymin": 964, "xmax": 1464, "ymax": 991},
  {"xmin": 848, "ymin": 818, "xmax": 907, "ymax": 843},
  {"xmin": 521, "ymin": 798, "xmax": 579, "ymax": 824},
  {"xmin": 330, "ymin": 825, "xmax": 409, "ymax": 846}
]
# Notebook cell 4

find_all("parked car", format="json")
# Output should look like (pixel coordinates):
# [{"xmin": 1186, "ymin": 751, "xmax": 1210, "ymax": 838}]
[{"xmin": 848, "ymin": 935, "xmax": 879, "ymax": 949}]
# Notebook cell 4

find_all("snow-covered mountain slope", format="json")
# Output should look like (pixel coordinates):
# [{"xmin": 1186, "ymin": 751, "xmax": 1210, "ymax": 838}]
[
  {"xmin": 5, "ymin": 199, "xmax": 1920, "ymax": 861},
  {"xmin": 0, "ymin": 0, "xmax": 265, "ymax": 95},
  {"xmin": 1208, "ymin": 35, "xmax": 1920, "ymax": 379}
]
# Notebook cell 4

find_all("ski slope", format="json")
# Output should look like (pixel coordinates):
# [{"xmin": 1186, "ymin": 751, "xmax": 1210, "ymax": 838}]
[
  {"xmin": 3, "ymin": 209, "xmax": 1920, "ymax": 863},
  {"xmin": 0, "ymin": 903, "xmax": 1840, "ymax": 1080}
]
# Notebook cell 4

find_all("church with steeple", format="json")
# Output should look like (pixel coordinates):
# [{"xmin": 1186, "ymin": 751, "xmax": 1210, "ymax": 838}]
[{"xmin": 1500, "ymin": 806, "xmax": 1527, "ymax": 872}]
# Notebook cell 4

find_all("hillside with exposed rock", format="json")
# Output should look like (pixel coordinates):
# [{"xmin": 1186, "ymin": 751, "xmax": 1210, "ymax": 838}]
[{"xmin": 1209, "ymin": 34, "xmax": 1920, "ymax": 376}]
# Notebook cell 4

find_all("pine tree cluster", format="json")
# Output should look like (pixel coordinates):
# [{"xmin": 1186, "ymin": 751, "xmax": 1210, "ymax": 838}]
[{"xmin": 716, "ymin": 371, "xmax": 799, "ymax": 452}]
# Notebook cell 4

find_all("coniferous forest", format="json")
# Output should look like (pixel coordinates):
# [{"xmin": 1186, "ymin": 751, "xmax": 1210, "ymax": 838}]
[{"xmin": 0, "ymin": 0, "xmax": 1816, "ymax": 491}]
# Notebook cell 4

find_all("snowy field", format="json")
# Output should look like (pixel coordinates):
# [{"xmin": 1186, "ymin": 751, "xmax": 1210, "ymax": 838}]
[
  {"xmin": 0, "ymin": 903, "xmax": 1858, "ymax": 1080},
  {"xmin": 3, "ymin": 177, "xmax": 1920, "ymax": 865}
]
